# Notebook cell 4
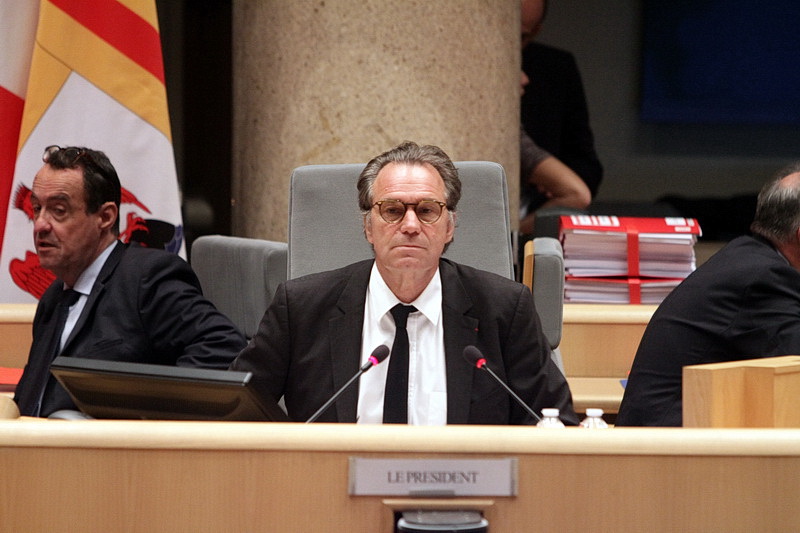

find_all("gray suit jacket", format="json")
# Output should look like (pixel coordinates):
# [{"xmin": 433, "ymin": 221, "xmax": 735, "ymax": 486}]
[{"xmin": 232, "ymin": 258, "xmax": 577, "ymax": 425}]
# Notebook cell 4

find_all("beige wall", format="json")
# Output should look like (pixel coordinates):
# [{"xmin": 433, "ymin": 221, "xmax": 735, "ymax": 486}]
[{"xmin": 232, "ymin": 0, "xmax": 520, "ymax": 240}]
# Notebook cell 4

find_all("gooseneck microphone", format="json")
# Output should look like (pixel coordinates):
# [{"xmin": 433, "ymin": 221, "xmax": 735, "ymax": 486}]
[
  {"xmin": 305, "ymin": 345, "xmax": 390, "ymax": 423},
  {"xmin": 462, "ymin": 345, "xmax": 542, "ymax": 423}
]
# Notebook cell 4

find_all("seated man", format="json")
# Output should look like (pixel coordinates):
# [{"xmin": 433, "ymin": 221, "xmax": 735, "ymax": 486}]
[
  {"xmin": 231, "ymin": 141, "xmax": 577, "ymax": 425},
  {"xmin": 519, "ymin": 121, "xmax": 591, "ymax": 234},
  {"xmin": 15, "ymin": 145, "xmax": 246, "ymax": 417},
  {"xmin": 520, "ymin": 0, "xmax": 603, "ymax": 200},
  {"xmin": 617, "ymin": 162, "xmax": 800, "ymax": 426}
]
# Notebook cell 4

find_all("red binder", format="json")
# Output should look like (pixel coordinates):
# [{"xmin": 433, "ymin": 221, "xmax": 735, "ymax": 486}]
[
  {"xmin": 560, "ymin": 216, "xmax": 702, "ymax": 304},
  {"xmin": 0, "ymin": 367, "xmax": 24, "ymax": 393}
]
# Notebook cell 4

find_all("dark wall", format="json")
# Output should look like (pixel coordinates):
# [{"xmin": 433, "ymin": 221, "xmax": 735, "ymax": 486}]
[{"xmin": 157, "ymin": 0, "xmax": 232, "ymax": 251}]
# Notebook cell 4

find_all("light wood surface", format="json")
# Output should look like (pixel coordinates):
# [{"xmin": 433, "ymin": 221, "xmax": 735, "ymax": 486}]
[
  {"xmin": 0, "ymin": 304, "xmax": 35, "ymax": 369},
  {"xmin": 684, "ymin": 355, "xmax": 800, "ymax": 427},
  {"xmin": 567, "ymin": 376, "xmax": 626, "ymax": 414},
  {"xmin": 560, "ymin": 304, "xmax": 655, "ymax": 414},
  {"xmin": 1, "ymin": 421, "xmax": 799, "ymax": 532},
  {"xmin": 560, "ymin": 303, "xmax": 655, "ymax": 377},
  {"xmin": 0, "ymin": 395, "xmax": 19, "ymax": 418},
  {"xmin": 521, "ymin": 239, "xmax": 534, "ymax": 290}
]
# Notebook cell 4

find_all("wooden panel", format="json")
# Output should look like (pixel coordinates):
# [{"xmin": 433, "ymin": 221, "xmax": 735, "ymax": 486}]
[
  {"xmin": 1, "ymin": 421, "xmax": 799, "ymax": 532},
  {"xmin": 567, "ymin": 376, "xmax": 625, "ymax": 415},
  {"xmin": 0, "ymin": 304, "xmax": 36, "ymax": 369},
  {"xmin": 684, "ymin": 355, "xmax": 800, "ymax": 427},
  {"xmin": 560, "ymin": 304, "xmax": 656, "ymax": 378},
  {"xmin": 561, "ymin": 304, "xmax": 655, "ymax": 415}
]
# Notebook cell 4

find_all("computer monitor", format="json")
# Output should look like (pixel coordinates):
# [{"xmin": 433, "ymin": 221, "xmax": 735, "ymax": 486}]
[{"xmin": 50, "ymin": 356, "xmax": 289, "ymax": 421}]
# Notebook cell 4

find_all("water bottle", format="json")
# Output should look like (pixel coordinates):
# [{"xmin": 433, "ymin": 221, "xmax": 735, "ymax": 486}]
[
  {"xmin": 536, "ymin": 408, "xmax": 565, "ymax": 428},
  {"xmin": 579, "ymin": 408, "xmax": 609, "ymax": 428}
]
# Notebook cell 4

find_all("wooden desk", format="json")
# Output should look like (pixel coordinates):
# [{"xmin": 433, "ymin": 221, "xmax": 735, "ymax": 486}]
[
  {"xmin": 0, "ymin": 303, "xmax": 35, "ymax": 369},
  {"xmin": 561, "ymin": 304, "xmax": 656, "ymax": 377},
  {"xmin": 1, "ymin": 421, "xmax": 799, "ymax": 532},
  {"xmin": 684, "ymin": 355, "xmax": 800, "ymax": 427},
  {"xmin": 561, "ymin": 304, "xmax": 655, "ymax": 414},
  {"xmin": 567, "ymin": 376, "xmax": 626, "ymax": 414}
]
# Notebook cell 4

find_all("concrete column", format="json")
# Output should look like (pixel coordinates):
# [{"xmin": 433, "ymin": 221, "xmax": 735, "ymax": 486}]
[{"xmin": 232, "ymin": 0, "xmax": 519, "ymax": 240}]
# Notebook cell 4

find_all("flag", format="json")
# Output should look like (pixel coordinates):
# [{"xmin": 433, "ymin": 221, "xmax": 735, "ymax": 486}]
[
  {"xmin": 0, "ymin": 0, "xmax": 184, "ymax": 303},
  {"xmin": 0, "ymin": 1, "xmax": 39, "ymax": 254}
]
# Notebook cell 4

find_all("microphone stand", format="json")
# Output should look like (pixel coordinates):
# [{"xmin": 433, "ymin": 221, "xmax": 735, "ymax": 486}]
[{"xmin": 305, "ymin": 346, "xmax": 389, "ymax": 424}]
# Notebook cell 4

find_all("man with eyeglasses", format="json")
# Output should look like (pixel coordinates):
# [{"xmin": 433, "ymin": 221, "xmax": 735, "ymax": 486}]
[
  {"xmin": 14, "ymin": 145, "xmax": 246, "ymax": 417},
  {"xmin": 232, "ymin": 141, "xmax": 577, "ymax": 425}
]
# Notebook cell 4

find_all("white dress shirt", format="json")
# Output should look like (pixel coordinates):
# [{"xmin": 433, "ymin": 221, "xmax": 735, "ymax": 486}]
[
  {"xmin": 59, "ymin": 241, "xmax": 117, "ymax": 351},
  {"xmin": 357, "ymin": 262, "xmax": 448, "ymax": 425}
]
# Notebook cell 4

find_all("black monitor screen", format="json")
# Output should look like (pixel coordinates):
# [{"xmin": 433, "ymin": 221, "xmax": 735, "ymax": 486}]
[{"xmin": 50, "ymin": 356, "xmax": 289, "ymax": 421}]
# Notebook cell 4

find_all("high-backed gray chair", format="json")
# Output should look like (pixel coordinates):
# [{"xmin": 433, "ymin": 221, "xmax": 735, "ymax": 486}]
[
  {"xmin": 287, "ymin": 162, "xmax": 565, "ymax": 368},
  {"xmin": 288, "ymin": 162, "xmax": 513, "ymax": 279},
  {"xmin": 191, "ymin": 235, "xmax": 287, "ymax": 339}
]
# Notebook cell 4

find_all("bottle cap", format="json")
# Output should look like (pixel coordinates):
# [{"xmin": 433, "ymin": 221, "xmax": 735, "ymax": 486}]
[
  {"xmin": 541, "ymin": 408, "xmax": 560, "ymax": 418},
  {"xmin": 585, "ymin": 408, "xmax": 604, "ymax": 417}
]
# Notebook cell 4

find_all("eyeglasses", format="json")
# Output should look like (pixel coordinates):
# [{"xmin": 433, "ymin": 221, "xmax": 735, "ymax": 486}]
[
  {"xmin": 373, "ymin": 199, "xmax": 447, "ymax": 224},
  {"xmin": 42, "ymin": 145, "xmax": 88, "ymax": 166}
]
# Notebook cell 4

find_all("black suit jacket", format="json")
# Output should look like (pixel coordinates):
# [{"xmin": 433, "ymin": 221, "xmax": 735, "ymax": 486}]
[
  {"xmin": 232, "ymin": 258, "xmax": 577, "ymax": 425},
  {"xmin": 616, "ymin": 235, "xmax": 800, "ymax": 426},
  {"xmin": 522, "ymin": 42, "xmax": 603, "ymax": 202},
  {"xmin": 15, "ymin": 241, "xmax": 246, "ymax": 416}
]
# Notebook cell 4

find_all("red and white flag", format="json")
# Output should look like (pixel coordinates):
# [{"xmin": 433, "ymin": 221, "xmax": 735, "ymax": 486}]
[{"xmin": 0, "ymin": 0, "xmax": 184, "ymax": 303}]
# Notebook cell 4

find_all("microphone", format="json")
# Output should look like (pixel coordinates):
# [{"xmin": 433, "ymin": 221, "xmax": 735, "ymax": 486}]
[
  {"xmin": 305, "ymin": 345, "xmax": 390, "ymax": 423},
  {"xmin": 462, "ymin": 345, "xmax": 541, "ymax": 423}
]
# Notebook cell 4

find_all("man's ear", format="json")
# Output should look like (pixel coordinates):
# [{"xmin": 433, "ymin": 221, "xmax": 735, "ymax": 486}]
[
  {"xmin": 446, "ymin": 211, "xmax": 456, "ymax": 243},
  {"xmin": 98, "ymin": 202, "xmax": 118, "ymax": 231},
  {"xmin": 363, "ymin": 213, "xmax": 374, "ymax": 244}
]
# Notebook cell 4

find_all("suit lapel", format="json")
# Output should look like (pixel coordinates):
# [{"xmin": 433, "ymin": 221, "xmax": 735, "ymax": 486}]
[
  {"xmin": 328, "ymin": 261, "xmax": 372, "ymax": 422},
  {"xmin": 14, "ymin": 287, "xmax": 62, "ymax": 414},
  {"xmin": 440, "ymin": 260, "xmax": 478, "ymax": 424},
  {"xmin": 63, "ymin": 241, "xmax": 124, "ymax": 353},
  {"xmin": 324, "ymin": 260, "xmax": 478, "ymax": 424}
]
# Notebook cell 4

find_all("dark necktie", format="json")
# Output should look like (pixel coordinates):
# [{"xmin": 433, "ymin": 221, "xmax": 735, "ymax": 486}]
[
  {"xmin": 34, "ymin": 288, "xmax": 81, "ymax": 416},
  {"xmin": 53, "ymin": 289, "xmax": 81, "ymax": 353},
  {"xmin": 383, "ymin": 304, "xmax": 416, "ymax": 424}
]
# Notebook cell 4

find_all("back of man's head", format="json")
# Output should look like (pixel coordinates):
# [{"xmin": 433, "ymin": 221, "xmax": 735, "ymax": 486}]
[
  {"xmin": 750, "ymin": 162, "xmax": 800, "ymax": 244},
  {"xmin": 521, "ymin": 0, "xmax": 548, "ymax": 47}
]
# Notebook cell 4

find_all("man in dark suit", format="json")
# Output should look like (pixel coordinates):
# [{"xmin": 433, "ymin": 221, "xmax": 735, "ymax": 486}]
[
  {"xmin": 520, "ymin": 0, "xmax": 603, "ymax": 201},
  {"xmin": 617, "ymin": 163, "xmax": 800, "ymax": 426},
  {"xmin": 14, "ymin": 145, "xmax": 246, "ymax": 417},
  {"xmin": 231, "ymin": 141, "xmax": 577, "ymax": 425}
]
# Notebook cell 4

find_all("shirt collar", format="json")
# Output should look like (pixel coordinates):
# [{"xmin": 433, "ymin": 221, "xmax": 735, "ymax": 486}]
[
  {"xmin": 367, "ymin": 262, "xmax": 442, "ymax": 326},
  {"xmin": 68, "ymin": 241, "xmax": 118, "ymax": 296}
]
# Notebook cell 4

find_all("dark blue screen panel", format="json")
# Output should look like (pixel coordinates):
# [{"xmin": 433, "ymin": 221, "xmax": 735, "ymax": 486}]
[{"xmin": 641, "ymin": 0, "xmax": 800, "ymax": 125}]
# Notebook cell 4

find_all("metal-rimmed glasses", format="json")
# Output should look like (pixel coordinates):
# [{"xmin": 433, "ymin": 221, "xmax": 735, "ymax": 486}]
[{"xmin": 372, "ymin": 199, "xmax": 447, "ymax": 224}]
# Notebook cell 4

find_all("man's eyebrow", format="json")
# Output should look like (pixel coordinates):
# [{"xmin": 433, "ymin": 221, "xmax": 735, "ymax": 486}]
[
  {"xmin": 31, "ymin": 192, "xmax": 71, "ymax": 204},
  {"xmin": 379, "ymin": 197, "xmax": 441, "ymax": 202}
]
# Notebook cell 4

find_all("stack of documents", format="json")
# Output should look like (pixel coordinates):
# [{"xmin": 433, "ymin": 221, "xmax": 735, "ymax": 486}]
[{"xmin": 560, "ymin": 215, "xmax": 701, "ymax": 304}]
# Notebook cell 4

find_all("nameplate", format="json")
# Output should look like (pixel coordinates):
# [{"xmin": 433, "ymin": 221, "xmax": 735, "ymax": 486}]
[{"xmin": 348, "ymin": 457, "xmax": 517, "ymax": 496}]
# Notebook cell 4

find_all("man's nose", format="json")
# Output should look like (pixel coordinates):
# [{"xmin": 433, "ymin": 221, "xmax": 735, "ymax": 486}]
[
  {"xmin": 33, "ymin": 212, "xmax": 51, "ymax": 233},
  {"xmin": 399, "ymin": 205, "xmax": 422, "ymax": 232}
]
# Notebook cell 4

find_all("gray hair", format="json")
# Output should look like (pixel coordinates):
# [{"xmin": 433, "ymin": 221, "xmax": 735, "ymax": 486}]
[
  {"xmin": 356, "ymin": 141, "xmax": 462, "ymax": 213},
  {"xmin": 750, "ymin": 162, "xmax": 800, "ymax": 243}
]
